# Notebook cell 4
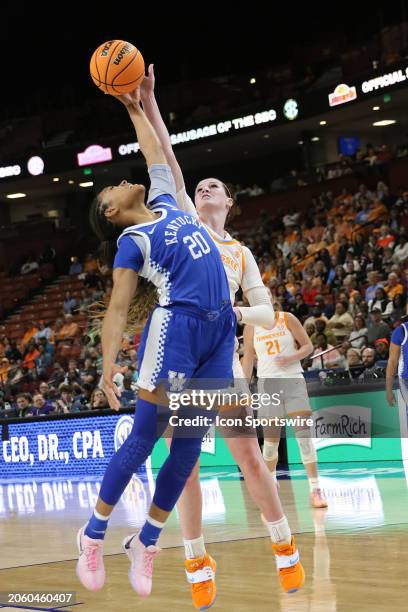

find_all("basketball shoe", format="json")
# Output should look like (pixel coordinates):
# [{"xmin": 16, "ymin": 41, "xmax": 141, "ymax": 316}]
[
  {"xmin": 185, "ymin": 553, "xmax": 217, "ymax": 610},
  {"xmin": 76, "ymin": 526, "xmax": 105, "ymax": 592},
  {"xmin": 272, "ymin": 536, "xmax": 305, "ymax": 593}
]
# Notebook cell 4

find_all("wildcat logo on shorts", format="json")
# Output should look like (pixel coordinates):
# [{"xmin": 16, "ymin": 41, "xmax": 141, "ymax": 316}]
[
  {"xmin": 114, "ymin": 415, "xmax": 134, "ymax": 452},
  {"xmin": 168, "ymin": 370, "xmax": 186, "ymax": 392}
]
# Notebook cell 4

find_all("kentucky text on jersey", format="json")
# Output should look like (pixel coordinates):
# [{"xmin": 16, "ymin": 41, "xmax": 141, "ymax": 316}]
[{"xmin": 164, "ymin": 214, "xmax": 201, "ymax": 245}]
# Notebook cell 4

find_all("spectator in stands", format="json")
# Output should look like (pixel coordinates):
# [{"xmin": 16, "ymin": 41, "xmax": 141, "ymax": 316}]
[
  {"xmin": 90, "ymin": 388, "xmax": 109, "ymax": 410},
  {"xmin": 120, "ymin": 374, "xmax": 136, "ymax": 408},
  {"xmin": 56, "ymin": 313, "xmax": 80, "ymax": 341},
  {"xmin": 359, "ymin": 347, "xmax": 386, "ymax": 380},
  {"xmin": 310, "ymin": 319, "xmax": 336, "ymax": 347},
  {"xmin": 72, "ymin": 383, "xmax": 94, "ymax": 412},
  {"xmin": 55, "ymin": 384, "xmax": 74, "ymax": 414},
  {"xmin": 392, "ymin": 235, "xmax": 408, "ymax": 264},
  {"xmin": 374, "ymin": 338, "xmax": 389, "ymax": 361},
  {"xmin": 327, "ymin": 301, "xmax": 354, "ymax": 342},
  {"xmin": 376, "ymin": 225, "xmax": 395, "ymax": 250},
  {"xmin": 26, "ymin": 393, "xmax": 55, "ymax": 416},
  {"xmin": 309, "ymin": 333, "xmax": 343, "ymax": 369},
  {"xmin": 23, "ymin": 340, "xmax": 40, "ymax": 373},
  {"xmin": 8, "ymin": 363, "xmax": 25, "ymax": 390},
  {"xmin": 38, "ymin": 335, "xmax": 54, "ymax": 358},
  {"xmin": 34, "ymin": 321, "xmax": 53, "ymax": 342},
  {"xmin": 367, "ymin": 309, "xmax": 391, "ymax": 344},
  {"xmin": 0, "ymin": 357, "xmax": 11, "ymax": 384},
  {"xmin": 39, "ymin": 381, "xmax": 51, "ymax": 399},
  {"xmin": 63, "ymin": 359, "xmax": 81, "ymax": 385},
  {"xmin": 348, "ymin": 314, "xmax": 368, "ymax": 349},
  {"xmin": 20, "ymin": 255, "xmax": 39, "ymax": 275},
  {"xmin": 79, "ymin": 357, "xmax": 97, "ymax": 383},
  {"xmin": 69, "ymin": 256, "xmax": 83, "ymax": 276},
  {"xmin": 49, "ymin": 362, "xmax": 66, "ymax": 386},
  {"xmin": 35, "ymin": 344, "xmax": 53, "ymax": 378},
  {"xmin": 365, "ymin": 271, "xmax": 383, "ymax": 302},
  {"xmin": 347, "ymin": 347, "xmax": 362, "ymax": 367},
  {"xmin": 390, "ymin": 294, "xmax": 406, "ymax": 327},
  {"xmin": 303, "ymin": 305, "xmax": 329, "ymax": 330},
  {"xmin": 384, "ymin": 272, "xmax": 404, "ymax": 300},
  {"xmin": 368, "ymin": 287, "xmax": 393, "ymax": 318},
  {"xmin": 289, "ymin": 292, "xmax": 309, "ymax": 320},
  {"xmin": 63, "ymin": 291, "xmax": 78, "ymax": 314},
  {"xmin": 21, "ymin": 322, "xmax": 39, "ymax": 347},
  {"xmin": 15, "ymin": 393, "xmax": 33, "ymax": 417}
]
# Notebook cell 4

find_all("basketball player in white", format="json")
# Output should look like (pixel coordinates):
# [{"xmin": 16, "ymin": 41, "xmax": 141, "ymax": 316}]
[
  {"xmin": 242, "ymin": 290, "xmax": 328, "ymax": 508},
  {"xmin": 139, "ymin": 66, "xmax": 305, "ymax": 607}
]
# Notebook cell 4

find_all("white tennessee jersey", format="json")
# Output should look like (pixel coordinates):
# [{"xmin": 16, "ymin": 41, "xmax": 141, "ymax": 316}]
[
  {"xmin": 254, "ymin": 311, "xmax": 304, "ymax": 378},
  {"xmin": 176, "ymin": 187, "xmax": 263, "ymax": 303}
]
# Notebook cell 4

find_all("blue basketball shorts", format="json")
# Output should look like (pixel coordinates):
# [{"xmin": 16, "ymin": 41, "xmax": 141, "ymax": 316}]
[{"xmin": 137, "ymin": 303, "xmax": 236, "ymax": 392}]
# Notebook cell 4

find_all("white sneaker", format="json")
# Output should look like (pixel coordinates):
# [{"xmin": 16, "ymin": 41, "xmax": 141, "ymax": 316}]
[
  {"xmin": 123, "ymin": 533, "xmax": 161, "ymax": 597},
  {"xmin": 76, "ymin": 526, "xmax": 105, "ymax": 592}
]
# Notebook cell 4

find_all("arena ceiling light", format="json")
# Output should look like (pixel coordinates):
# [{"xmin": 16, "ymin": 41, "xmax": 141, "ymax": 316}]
[
  {"xmin": 79, "ymin": 181, "xmax": 94, "ymax": 187},
  {"xmin": 250, "ymin": 77, "xmax": 256, "ymax": 84},
  {"xmin": 372, "ymin": 106, "xmax": 380, "ymax": 111},
  {"xmin": 320, "ymin": 120, "xmax": 327, "ymax": 125},
  {"xmin": 53, "ymin": 177, "xmax": 60, "ymax": 182},
  {"xmin": 6, "ymin": 193, "xmax": 26, "ymax": 199},
  {"xmin": 372, "ymin": 119, "xmax": 396, "ymax": 126},
  {"xmin": 68, "ymin": 180, "xmax": 75, "ymax": 184},
  {"xmin": 311, "ymin": 136, "xmax": 320, "ymax": 142}
]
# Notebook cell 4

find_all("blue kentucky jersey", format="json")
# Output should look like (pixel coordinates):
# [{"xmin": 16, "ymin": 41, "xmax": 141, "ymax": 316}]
[
  {"xmin": 391, "ymin": 322, "xmax": 408, "ymax": 378},
  {"xmin": 113, "ymin": 193, "xmax": 230, "ymax": 310}
]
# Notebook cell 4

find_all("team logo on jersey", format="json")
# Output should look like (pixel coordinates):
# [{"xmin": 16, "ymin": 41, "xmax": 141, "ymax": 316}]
[
  {"xmin": 114, "ymin": 415, "xmax": 134, "ymax": 452},
  {"xmin": 168, "ymin": 370, "xmax": 186, "ymax": 392}
]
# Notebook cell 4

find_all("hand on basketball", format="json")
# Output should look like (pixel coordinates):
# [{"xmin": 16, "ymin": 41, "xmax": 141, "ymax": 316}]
[
  {"xmin": 387, "ymin": 389, "xmax": 396, "ymax": 406},
  {"xmin": 140, "ymin": 64, "xmax": 155, "ymax": 97},
  {"xmin": 115, "ymin": 87, "xmax": 141, "ymax": 110},
  {"xmin": 102, "ymin": 363, "xmax": 123, "ymax": 411}
]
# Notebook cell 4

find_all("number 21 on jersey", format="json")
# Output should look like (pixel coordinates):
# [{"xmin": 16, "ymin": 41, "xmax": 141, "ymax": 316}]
[{"xmin": 266, "ymin": 339, "xmax": 281, "ymax": 355}]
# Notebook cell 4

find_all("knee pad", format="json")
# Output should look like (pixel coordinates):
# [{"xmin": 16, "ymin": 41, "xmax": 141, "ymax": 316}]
[
  {"xmin": 170, "ymin": 440, "xmax": 202, "ymax": 480},
  {"xmin": 263, "ymin": 440, "xmax": 279, "ymax": 462},
  {"xmin": 118, "ymin": 436, "xmax": 155, "ymax": 474},
  {"xmin": 295, "ymin": 428, "xmax": 317, "ymax": 465}
]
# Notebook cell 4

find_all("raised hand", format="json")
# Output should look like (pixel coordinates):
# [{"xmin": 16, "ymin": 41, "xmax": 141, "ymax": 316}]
[{"xmin": 140, "ymin": 64, "xmax": 155, "ymax": 98}]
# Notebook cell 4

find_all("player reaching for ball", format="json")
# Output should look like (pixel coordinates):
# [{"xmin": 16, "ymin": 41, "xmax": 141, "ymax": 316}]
[
  {"xmin": 241, "ymin": 289, "xmax": 328, "ymax": 509},
  {"xmin": 139, "ymin": 66, "xmax": 305, "ymax": 609},
  {"xmin": 76, "ymin": 86, "xmax": 237, "ymax": 598}
]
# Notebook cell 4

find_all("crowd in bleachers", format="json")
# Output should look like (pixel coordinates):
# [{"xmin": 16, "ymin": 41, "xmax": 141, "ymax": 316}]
[{"xmin": 235, "ymin": 177, "xmax": 408, "ymax": 381}]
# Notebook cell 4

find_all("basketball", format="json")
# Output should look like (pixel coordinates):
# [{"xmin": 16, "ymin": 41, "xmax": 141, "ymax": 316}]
[{"xmin": 90, "ymin": 40, "xmax": 145, "ymax": 95}]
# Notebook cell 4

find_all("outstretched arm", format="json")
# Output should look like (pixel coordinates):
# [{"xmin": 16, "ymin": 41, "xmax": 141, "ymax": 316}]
[
  {"xmin": 101, "ymin": 267, "xmax": 138, "ymax": 410},
  {"xmin": 116, "ymin": 87, "xmax": 167, "ymax": 167},
  {"xmin": 140, "ymin": 65, "xmax": 185, "ymax": 191}
]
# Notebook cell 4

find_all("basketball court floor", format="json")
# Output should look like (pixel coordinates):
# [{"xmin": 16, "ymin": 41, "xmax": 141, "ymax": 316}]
[{"xmin": 1, "ymin": 462, "xmax": 408, "ymax": 611}]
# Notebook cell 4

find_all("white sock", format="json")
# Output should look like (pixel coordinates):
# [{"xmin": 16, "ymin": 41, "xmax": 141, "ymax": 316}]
[
  {"xmin": 309, "ymin": 477, "xmax": 319, "ymax": 492},
  {"xmin": 266, "ymin": 515, "xmax": 292, "ymax": 545},
  {"xmin": 271, "ymin": 470, "xmax": 277, "ymax": 484},
  {"xmin": 183, "ymin": 535, "xmax": 206, "ymax": 560}
]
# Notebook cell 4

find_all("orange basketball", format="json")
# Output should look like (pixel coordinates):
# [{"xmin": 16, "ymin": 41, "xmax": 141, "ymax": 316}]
[{"xmin": 90, "ymin": 40, "xmax": 145, "ymax": 95}]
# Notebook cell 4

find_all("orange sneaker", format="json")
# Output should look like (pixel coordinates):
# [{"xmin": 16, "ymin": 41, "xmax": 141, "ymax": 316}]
[
  {"xmin": 184, "ymin": 553, "xmax": 217, "ymax": 610},
  {"xmin": 272, "ymin": 536, "xmax": 305, "ymax": 593},
  {"xmin": 310, "ymin": 488, "xmax": 328, "ymax": 508}
]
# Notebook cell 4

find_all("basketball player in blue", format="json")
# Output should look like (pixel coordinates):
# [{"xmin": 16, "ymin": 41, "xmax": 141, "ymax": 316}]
[
  {"xmin": 76, "ymin": 87, "xmax": 236, "ymax": 598},
  {"xmin": 386, "ymin": 320, "xmax": 408, "ymax": 406}
]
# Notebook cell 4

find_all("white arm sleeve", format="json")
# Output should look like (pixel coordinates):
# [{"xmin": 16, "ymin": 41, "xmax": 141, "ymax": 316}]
[
  {"xmin": 238, "ymin": 247, "xmax": 275, "ymax": 327},
  {"xmin": 175, "ymin": 187, "xmax": 199, "ymax": 219},
  {"xmin": 239, "ymin": 286, "xmax": 275, "ymax": 328}
]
